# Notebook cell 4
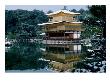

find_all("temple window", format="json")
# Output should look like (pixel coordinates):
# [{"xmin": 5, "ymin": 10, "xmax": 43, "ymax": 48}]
[{"xmin": 49, "ymin": 17, "xmax": 53, "ymax": 22}]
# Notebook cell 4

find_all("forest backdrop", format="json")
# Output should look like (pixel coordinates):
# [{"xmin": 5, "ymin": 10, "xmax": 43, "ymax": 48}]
[{"xmin": 5, "ymin": 5, "xmax": 106, "ymax": 40}]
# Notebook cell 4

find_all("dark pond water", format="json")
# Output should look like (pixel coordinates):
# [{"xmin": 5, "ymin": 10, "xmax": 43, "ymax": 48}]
[{"xmin": 5, "ymin": 40, "xmax": 106, "ymax": 73}]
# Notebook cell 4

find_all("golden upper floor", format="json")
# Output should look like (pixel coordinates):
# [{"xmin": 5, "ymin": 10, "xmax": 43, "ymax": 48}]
[
  {"xmin": 42, "ymin": 21, "xmax": 83, "ymax": 32},
  {"xmin": 47, "ymin": 10, "xmax": 80, "ymax": 22}
]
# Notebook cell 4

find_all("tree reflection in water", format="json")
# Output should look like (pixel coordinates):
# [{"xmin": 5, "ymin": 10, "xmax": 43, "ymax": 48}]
[
  {"xmin": 5, "ymin": 40, "xmax": 106, "ymax": 73},
  {"xmin": 5, "ymin": 41, "xmax": 49, "ymax": 70}
]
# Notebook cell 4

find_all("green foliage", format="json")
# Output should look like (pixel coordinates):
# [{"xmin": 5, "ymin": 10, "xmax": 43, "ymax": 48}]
[
  {"xmin": 88, "ymin": 5, "xmax": 106, "ymax": 21},
  {"xmin": 6, "ymin": 32, "xmax": 16, "ymax": 39},
  {"xmin": 81, "ymin": 24, "xmax": 103, "ymax": 38},
  {"xmin": 70, "ymin": 9, "xmax": 77, "ymax": 13},
  {"xmin": 81, "ymin": 5, "xmax": 106, "ymax": 39},
  {"xmin": 47, "ymin": 10, "xmax": 53, "ymax": 14},
  {"xmin": 5, "ymin": 9, "xmax": 48, "ymax": 39}
]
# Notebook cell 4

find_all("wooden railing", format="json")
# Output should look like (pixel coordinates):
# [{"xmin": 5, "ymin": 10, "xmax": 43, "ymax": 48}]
[
  {"xmin": 45, "ymin": 25, "xmax": 81, "ymax": 32},
  {"xmin": 48, "ymin": 37, "xmax": 80, "ymax": 40}
]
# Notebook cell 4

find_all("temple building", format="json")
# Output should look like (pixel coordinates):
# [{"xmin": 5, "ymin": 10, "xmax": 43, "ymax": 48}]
[{"xmin": 38, "ymin": 9, "xmax": 83, "ymax": 45}]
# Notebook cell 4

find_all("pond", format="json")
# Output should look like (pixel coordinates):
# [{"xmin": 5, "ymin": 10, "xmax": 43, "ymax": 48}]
[{"xmin": 5, "ymin": 40, "xmax": 106, "ymax": 73}]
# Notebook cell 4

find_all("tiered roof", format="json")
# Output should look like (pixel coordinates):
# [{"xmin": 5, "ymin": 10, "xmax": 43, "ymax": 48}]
[{"xmin": 38, "ymin": 10, "xmax": 82, "ymax": 26}]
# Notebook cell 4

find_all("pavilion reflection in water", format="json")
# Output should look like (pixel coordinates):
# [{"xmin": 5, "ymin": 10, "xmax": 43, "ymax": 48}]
[{"xmin": 41, "ymin": 44, "xmax": 83, "ymax": 72}]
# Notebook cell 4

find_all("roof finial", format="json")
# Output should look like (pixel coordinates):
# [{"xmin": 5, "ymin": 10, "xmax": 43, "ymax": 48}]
[{"xmin": 62, "ymin": 6, "xmax": 68, "ymax": 10}]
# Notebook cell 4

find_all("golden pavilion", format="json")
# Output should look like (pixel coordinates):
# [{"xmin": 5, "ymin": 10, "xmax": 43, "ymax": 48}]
[{"xmin": 38, "ymin": 9, "xmax": 83, "ymax": 45}]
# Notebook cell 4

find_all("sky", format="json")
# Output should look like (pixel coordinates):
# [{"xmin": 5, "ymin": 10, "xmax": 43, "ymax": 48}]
[{"xmin": 5, "ymin": 5, "xmax": 88, "ymax": 13}]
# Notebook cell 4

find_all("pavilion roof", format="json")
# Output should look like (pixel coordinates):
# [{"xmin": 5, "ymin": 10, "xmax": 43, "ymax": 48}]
[
  {"xmin": 46, "ymin": 10, "xmax": 80, "ymax": 16},
  {"xmin": 38, "ymin": 21, "xmax": 82, "ymax": 26}
]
